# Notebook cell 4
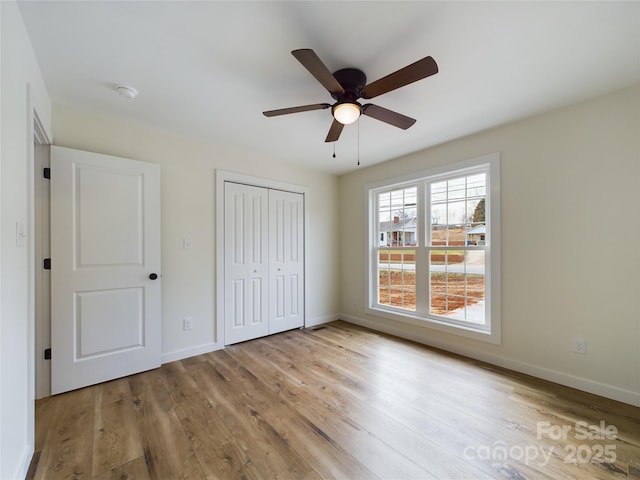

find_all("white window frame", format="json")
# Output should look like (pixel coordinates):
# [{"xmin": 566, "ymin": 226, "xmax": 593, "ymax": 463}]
[{"xmin": 366, "ymin": 153, "xmax": 501, "ymax": 344}]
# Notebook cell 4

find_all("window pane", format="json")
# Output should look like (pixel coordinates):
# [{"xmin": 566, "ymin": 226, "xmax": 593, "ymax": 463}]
[
  {"xmin": 377, "ymin": 249, "xmax": 416, "ymax": 310},
  {"xmin": 447, "ymin": 200, "xmax": 466, "ymax": 247},
  {"xmin": 429, "ymin": 251, "xmax": 485, "ymax": 324},
  {"xmin": 467, "ymin": 174, "xmax": 486, "ymax": 245},
  {"xmin": 430, "ymin": 174, "xmax": 487, "ymax": 247},
  {"xmin": 430, "ymin": 204, "xmax": 447, "ymax": 246},
  {"xmin": 379, "ymin": 186, "xmax": 417, "ymax": 247},
  {"xmin": 431, "ymin": 181, "xmax": 447, "ymax": 203},
  {"xmin": 447, "ymin": 177, "xmax": 466, "ymax": 200},
  {"xmin": 467, "ymin": 173, "xmax": 486, "ymax": 198}
]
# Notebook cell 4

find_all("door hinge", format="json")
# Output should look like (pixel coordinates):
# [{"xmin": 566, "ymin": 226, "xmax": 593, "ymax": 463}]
[
  {"xmin": 43, "ymin": 167, "xmax": 51, "ymax": 179},
  {"xmin": 44, "ymin": 348, "xmax": 51, "ymax": 360},
  {"xmin": 43, "ymin": 258, "xmax": 51, "ymax": 270}
]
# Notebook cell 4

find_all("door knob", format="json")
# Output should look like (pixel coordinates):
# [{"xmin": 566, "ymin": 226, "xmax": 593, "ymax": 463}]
[{"xmin": 149, "ymin": 273, "xmax": 158, "ymax": 280}]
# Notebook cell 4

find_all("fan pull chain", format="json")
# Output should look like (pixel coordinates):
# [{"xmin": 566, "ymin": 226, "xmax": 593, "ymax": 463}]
[
  {"xmin": 332, "ymin": 142, "xmax": 336, "ymax": 158},
  {"xmin": 357, "ymin": 117, "xmax": 360, "ymax": 166}
]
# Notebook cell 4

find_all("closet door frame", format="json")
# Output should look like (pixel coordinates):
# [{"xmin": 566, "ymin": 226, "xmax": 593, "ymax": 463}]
[{"xmin": 215, "ymin": 170, "xmax": 309, "ymax": 346}]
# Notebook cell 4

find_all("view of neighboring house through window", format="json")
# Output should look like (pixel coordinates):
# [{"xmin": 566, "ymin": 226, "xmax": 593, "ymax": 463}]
[
  {"xmin": 369, "ymin": 154, "xmax": 500, "ymax": 343},
  {"xmin": 378, "ymin": 185, "xmax": 418, "ymax": 311}
]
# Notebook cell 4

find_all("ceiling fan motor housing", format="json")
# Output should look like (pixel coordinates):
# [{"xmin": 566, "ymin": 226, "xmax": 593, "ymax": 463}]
[{"xmin": 331, "ymin": 68, "xmax": 367, "ymax": 103}]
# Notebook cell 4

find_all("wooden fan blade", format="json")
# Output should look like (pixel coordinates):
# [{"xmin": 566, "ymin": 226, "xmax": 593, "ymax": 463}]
[
  {"xmin": 292, "ymin": 49, "xmax": 345, "ymax": 95},
  {"xmin": 361, "ymin": 56, "xmax": 438, "ymax": 99},
  {"xmin": 263, "ymin": 103, "xmax": 331, "ymax": 117},
  {"xmin": 362, "ymin": 104, "xmax": 416, "ymax": 129},
  {"xmin": 325, "ymin": 119, "xmax": 344, "ymax": 143}
]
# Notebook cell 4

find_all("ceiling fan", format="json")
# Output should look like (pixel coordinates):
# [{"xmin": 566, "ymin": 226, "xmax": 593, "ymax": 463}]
[{"xmin": 263, "ymin": 49, "xmax": 438, "ymax": 143}]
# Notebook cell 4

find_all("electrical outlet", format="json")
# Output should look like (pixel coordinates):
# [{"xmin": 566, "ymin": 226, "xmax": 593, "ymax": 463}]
[
  {"xmin": 183, "ymin": 317, "xmax": 193, "ymax": 331},
  {"xmin": 572, "ymin": 337, "xmax": 586, "ymax": 354}
]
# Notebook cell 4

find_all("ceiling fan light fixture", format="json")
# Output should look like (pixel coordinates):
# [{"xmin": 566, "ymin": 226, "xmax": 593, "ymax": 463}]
[{"xmin": 333, "ymin": 102, "xmax": 361, "ymax": 125}]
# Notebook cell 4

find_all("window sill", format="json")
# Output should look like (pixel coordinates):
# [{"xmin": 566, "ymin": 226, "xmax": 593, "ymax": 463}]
[{"xmin": 366, "ymin": 305, "xmax": 501, "ymax": 345}]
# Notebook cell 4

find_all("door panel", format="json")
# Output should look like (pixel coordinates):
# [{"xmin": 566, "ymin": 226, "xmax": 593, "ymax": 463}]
[
  {"xmin": 224, "ymin": 183, "xmax": 269, "ymax": 344},
  {"xmin": 50, "ymin": 146, "xmax": 161, "ymax": 394},
  {"xmin": 77, "ymin": 167, "xmax": 143, "ymax": 266},
  {"xmin": 75, "ymin": 288, "xmax": 144, "ymax": 358},
  {"xmin": 269, "ymin": 190, "xmax": 304, "ymax": 334}
]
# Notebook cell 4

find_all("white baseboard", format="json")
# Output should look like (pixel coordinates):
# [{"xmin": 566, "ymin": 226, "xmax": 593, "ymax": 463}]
[
  {"xmin": 161, "ymin": 342, "xmax": 223, "ymax": 364},
  {"xmin": 161, "ymin": 315, "xmax": 340, "ymax": 364},
  {"xmin": 340, "ymin": 313, "xmax": 640, "ymax": 408},
  {"xmin": 305, "ymin": 314, "xmax": 340, "ymax": 328}
]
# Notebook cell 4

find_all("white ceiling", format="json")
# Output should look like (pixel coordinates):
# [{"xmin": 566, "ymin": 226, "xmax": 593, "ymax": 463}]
[{"xmin": 18, "ymin": 1, "xmax": 640, "ymax": 175}]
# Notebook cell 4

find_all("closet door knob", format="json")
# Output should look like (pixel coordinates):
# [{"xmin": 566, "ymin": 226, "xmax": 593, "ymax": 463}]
[{"xmin": 149, "ymin": 273, "xmax": 158, "ymax": 280}]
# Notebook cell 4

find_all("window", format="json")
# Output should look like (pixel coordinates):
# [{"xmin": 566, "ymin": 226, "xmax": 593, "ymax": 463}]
[{"xmin": 368, "ymin": 154, "xmax": 500, "ymax": 343}]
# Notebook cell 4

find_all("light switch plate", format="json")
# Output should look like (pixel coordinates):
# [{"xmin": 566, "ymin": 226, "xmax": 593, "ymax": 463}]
[{"xmin": 16, "ymin": 223, "xmax": 26, "ymax": 248}]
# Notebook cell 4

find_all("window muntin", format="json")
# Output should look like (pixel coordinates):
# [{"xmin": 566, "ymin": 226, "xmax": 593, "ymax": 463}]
[{"xmin": 368, "ymin": 156, "xmax": 499, "ymax": 341}]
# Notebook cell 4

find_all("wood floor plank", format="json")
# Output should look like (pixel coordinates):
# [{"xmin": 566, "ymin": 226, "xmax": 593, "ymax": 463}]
[
  {"xmin": 33, "ymin": 395, "xmax": 56, "ymax": 452},
  {"xmin": 229, "ymin": 337, "xmax": 438, "ymax": 479},
  {"xmin": 161, "ymin": 359, "xmax": 202, "ymax": 405},
  {"xmin": 187, "ymin": 358, "xmax": 321, "ymax": 479},
  {"xmin": 33, "ymin": 320, "xmax": 640, "ymax": 479},
  {"xmin": 174, "ymin": 390, "xmax": 264, "ymax": 480},
  {"xmin": 92, "ymin": 456, "xmax": 151, "ymax": 480},
  {"xmin": 129, "ymin": 369, "xmax": 206, "ymax": 479},
  {"xmin": 92, "ymin": 378, "xmax": 144, "ymax": 477},
  {"xmin": 223, "ymin": 345, "xmax": 386, "ymax": 480},
  {"xmin": 33, "ymin": 387, "xmax": 95, "ymax": 480}
]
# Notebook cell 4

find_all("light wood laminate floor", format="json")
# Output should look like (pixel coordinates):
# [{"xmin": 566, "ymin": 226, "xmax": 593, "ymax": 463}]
[{"xmin": 29, "ymin": 321, "xmax": 640, "ymax": 479}]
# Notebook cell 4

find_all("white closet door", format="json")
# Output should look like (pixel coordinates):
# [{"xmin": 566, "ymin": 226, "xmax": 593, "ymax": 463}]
[
  {"xmin": 269, "ymin": 190, "xmax": 304, "ymax": 334},
  {"xmin": 224, "ymin": 183, "xmax": 269, "ymax": 344},
  {"xmin": 50, "ymin": 146, "xmax": 161, "ymax": 394}
]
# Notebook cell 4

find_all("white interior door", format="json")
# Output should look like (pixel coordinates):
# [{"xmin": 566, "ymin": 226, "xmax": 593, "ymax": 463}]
[
  {"xmin": 269, "ymin": 190, "xmax": 304, "ymax": 334},
  {"xmin": 50, "ymin": 146, "xmax": 161, "ymax": 395},
  {"xmin": 224, "ymin": 182, "xmax": 269, "ymax": 344}
]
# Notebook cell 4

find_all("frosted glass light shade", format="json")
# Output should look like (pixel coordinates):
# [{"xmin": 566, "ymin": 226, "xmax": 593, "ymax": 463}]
[{"xmin": 333, "ymin": 103, "xmax": 361, "ymax": 125}]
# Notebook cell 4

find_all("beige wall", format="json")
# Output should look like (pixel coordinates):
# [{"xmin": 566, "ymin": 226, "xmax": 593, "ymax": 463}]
[
  {"xmin": 1, "ymin": 1, "xmax": 52, "ymax": 478},
  {"xmin": 52, "ymin": 104, "xmax": 340, "ymax": 362},
  {"xmin": 338, "ymin": 85, "xmax": 640, "ymax": 406}
]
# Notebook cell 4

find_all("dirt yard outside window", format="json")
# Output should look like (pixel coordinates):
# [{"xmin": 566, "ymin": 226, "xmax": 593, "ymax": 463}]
[
  {"xmin": 378, "ymin": 227, "xmax": 486, "ymax": 317},
  {"xmin": 378, "ymin": 270, "xmax": 485, "ymax": 315}
]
